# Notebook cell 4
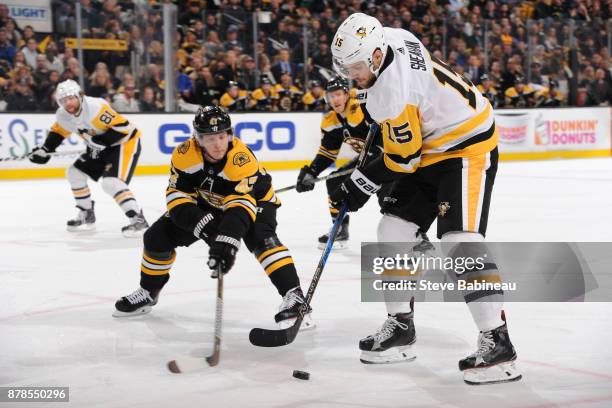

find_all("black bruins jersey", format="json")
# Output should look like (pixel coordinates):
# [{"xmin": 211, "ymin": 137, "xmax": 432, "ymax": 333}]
[
  {"xmin": 274, "ymin": 84, "xmax": 303, "ymax": 112},
  {"xmin": 309, "ymin": 97, "xmax": 374, "ymax": 174},
  {"xmin": 165, "ymin": 137, "xmax": 279, "ymax": 239}
]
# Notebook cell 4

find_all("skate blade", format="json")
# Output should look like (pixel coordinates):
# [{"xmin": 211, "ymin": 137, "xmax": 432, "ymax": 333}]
[
  {"xmin": 66, "ymin": 224, "xmax": 96, "ymax": 232},
  {"xmin": 278, "ymin": 314, "xmax": 316, "ymax": 331},
  {"xmin": 112, "ymin": 305, "xmax": 153, "ymax": 318},
  {"xmin": 317, "ymin": 240, "xmax": 348, "ymax": 250},
  {"xmin": 463, "ymin": 361, "xmax": 522, "ymax": 385},
  {"xmin": 360, "ymin": 345, "xmax": 416, "ymax": 364}
]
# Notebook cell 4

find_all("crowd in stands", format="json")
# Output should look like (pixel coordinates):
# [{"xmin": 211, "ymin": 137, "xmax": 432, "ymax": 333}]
[{"xmin": 0, "ymin": 0, "xmax": 610, "ymax": 113}]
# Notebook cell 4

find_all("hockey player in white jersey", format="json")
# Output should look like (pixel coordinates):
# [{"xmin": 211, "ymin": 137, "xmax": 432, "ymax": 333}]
[
  {"xmin": 330, "ymin": 13, "xmax": 521, "ymax": 385},
  {"xmin": 29, "ymin": 80, "xmax": 148, "ymax": 237}
]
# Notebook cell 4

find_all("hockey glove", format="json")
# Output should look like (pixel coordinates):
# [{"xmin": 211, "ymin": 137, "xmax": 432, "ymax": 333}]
[
  {"xmin": 208, "ymin": 234, "xmax": 240, "ymax": 277},
  {"xmin": 28, "ymin": 146, "xmax": 51, "ymax": 164},
  {"xmin": 295, "ymin": 165, "xmax": 317, "ymax": 192},
  {"xmin": 330, "ymin": 168, "xmax": 381, "ymax": 212}
]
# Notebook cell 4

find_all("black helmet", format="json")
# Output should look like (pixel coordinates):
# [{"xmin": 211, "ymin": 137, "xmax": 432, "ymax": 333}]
[
  {"xmin": 310, "ymin": 80, "xmax": 322, "ymax": 89},
  {"xmin": 326, "ymin": 76, "xmax": 349, "ymax": 93},
  {"xmin": 193, "ymin": 105, "xmax": 232, "ymax": 139}
]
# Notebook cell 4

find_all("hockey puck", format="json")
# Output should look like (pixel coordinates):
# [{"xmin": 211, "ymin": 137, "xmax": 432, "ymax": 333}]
[{"xmin": 292, "ymin": 370, "xmax": 310, "ymax": 380}]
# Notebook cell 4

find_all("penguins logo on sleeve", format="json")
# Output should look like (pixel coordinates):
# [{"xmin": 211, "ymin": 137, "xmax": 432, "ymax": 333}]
[{"xmin": 233, "ymin": 152, "xmax": 251, "ymax": 167}]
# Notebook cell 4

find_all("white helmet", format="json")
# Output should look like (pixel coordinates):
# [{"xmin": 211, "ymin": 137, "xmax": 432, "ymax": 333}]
[
  {"xmin": 56, "ymin": 79, "xmax": 82, "ymax": 101},
  {"xmin": 331, "ymin": 13, "xmax": 387, "ymax": 78}
]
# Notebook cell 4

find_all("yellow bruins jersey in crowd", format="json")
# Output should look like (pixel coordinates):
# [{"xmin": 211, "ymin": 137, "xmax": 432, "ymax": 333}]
[
  {"xmin": 48, "ymin": 96, "xmax": 139, "ymax": 150},
  {"xmin": 505, "ymin": 85, "xmax": 536, "ymax": 107},
  {"xmin": 220, "ymin": 90, "xmax": 249, "ymax": 112},
  {"xmin": 365, "ymin": 27, "xmax": 497, "ymax": 175},
  {"xmin": 302, "ymin": 91, "xmax": 327, "ymax": 111},
  {"xmin": 166, "ymin": 137, "xmax": 279, "ymax": 228},
  {"xmin": 248, "ymin": 87, "xmax": 279, "ymax": 111}
]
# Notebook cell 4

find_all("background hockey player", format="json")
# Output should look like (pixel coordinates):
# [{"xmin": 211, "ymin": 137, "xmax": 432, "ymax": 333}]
[
  {"xmin": 28, "ymin": 79, "xmax": 148, "ymax": 237},
  {"xmin": 114, "ymin": 106, "xmax": 314, "ymax": 331},
  {"xmin": 330, "ymin": 13, "xmax": 520, "ymax": 385},
  {"xmin": 295, "ymin": 76, "xmax": 372, "ymax": 248}
]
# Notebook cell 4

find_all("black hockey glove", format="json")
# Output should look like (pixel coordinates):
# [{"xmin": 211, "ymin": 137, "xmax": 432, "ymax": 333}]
[
  {"xmin": 329, "ymin": 168, "xmax": 381, "ymax": 212},
  {"xmin": 208, "ymin": 234, "xmax": 240, "ymax": 277},
  {"xmin": 28, "ymin": 146, "xmax": 51, "ymax": 164},
  {"xmin": 295, "ymin": 165, "xmax": 317, "ymax": 192}
]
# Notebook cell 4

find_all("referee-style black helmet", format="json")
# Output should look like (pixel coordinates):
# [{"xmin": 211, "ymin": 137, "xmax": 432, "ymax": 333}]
[
  {"xmin": 193, "ymin": 105, "xmax": 232, "ymax": 141},
  {"xmin": 326, "ymin": 76, "xmax": 349, "ymax": 93}
]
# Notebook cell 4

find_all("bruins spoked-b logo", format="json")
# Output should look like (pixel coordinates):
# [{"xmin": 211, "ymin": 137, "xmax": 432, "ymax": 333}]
[
  {"xmin": 233, "ymin": 152, "xmax": 251, "ymax": 167},
  {"xmin": 356, "ymin": 26, "xmax": 367, "ymax": 38},
  {"xmin": 438, "ymin": 201, "xmax": 451, "ymax": 217},
  {"xmin": 178, "ymin": 140, "xmax": 190, "ymax": 154}
]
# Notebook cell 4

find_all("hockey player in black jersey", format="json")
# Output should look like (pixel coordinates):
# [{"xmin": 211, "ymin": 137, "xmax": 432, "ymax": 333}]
[
  {"xmin": 114, "ymin": 106, "xmax": 313, "ymax": 330},
  {"xmin": 295, "ymin": 77, "xmax": 371, "ymax": 249}
]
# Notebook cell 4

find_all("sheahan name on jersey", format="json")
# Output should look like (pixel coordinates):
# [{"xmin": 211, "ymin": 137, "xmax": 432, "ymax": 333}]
[{"xmin": 366, "ymin": 27, "xmax": 497, "ymax": 173}]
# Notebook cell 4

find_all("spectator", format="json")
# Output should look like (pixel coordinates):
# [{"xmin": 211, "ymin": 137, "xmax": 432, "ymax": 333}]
[
  {"xmin": 44, "ymin": 42, "xmax": 64, "ymax": 74},
  {"xmin": 21, "ymin": 38, "xmax": 39, "ymax": 69},
  {"xmin": 192, "ymin": 66, "xmax": 221, "ymax": 106},
  {"xmin": 302, "ymin": 80, "xmax": 326, "ymax": 112},
  {"xmin": 112, "ymin": 81, "xmax": 140, "ymax": 112},
  {"xmin": 6, "ymin": 78, "xmax": 37, "ymax": 111},
  {"xmin": 505, "ymin": 76, "xmax": 537, "ymax": 108},
  {"xmin": 249, "ymin": 76, "xmax": 279, "ymax": 111},
  {"xmin": 223, "ymin": 25, "xmax": 244, "ymax": 52},
  {"xmin": 0, "ymin": 28, "xmax": 16, "ymax": 66},
  {"xmin": 220, "ymin": 80, "xmax": 248, "ymax": 112},
  {"xmin": 238, "ymin": 55, "xmax": 258, "ymax": 90},
  {"xmin": 271, "ymin": 48, "xmax": 297, "ymax": 82},
  {"xmin": 139, "ymin": 86, "xmax": 161, "ymax": 112},
  {"xmin": 274, "ymin": 71, "xmax": 302, "ymax": 111},
  {"xmin": 588, "ymin": 68, "xmax": 612, "ymax": 106},
  {"xmin": 179, "ymin": 0, "xmax": 203, "ymax": 28}
]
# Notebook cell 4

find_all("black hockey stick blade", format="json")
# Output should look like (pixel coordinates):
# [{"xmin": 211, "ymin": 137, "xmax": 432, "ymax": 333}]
[{"xmin": 249, "ymin": 317, "xmax": 302, "ymax": 347}]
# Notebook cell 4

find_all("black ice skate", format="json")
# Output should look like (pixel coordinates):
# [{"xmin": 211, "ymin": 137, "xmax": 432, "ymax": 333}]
[
  {"xmin": 459, "ymin": 322, "xmax": 522, "ymax": 385},
  {"xmin": 359, "ymin": 312, "xmax": 417, "ymax": 364},
  {"xmin": 317, "ymin": 215, "xmax": 350, "ymax": 249},
  {"xmin": 121, "ymin": 210, "xmax": 149, "ymax": 238},
  {"xmin": 66, "ymin": 202, "xmax": 96, "ymax": 232},
  {"xmin": 274, "ymin": 287, "xmax": 315, "ymax": 331},
  {"xmin": 113, "ymin": 287, "xmax": 158, "ymax": 317}
]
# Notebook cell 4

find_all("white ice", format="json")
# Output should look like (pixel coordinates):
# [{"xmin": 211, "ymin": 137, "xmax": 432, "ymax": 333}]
[{"xmin": 1, "ymin": 158, "xmax": 612, "ymax": 408}]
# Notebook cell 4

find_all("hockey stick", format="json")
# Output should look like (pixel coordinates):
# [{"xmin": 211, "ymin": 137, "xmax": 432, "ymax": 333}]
[
  {"xmin": 249, "ymin": 123, "xmax": 380, "ymax": 347},
  {"xmin": 275, "ymin": 168, "xmax": 354, "ymax": 194},
  {"xmin": 167, "ymin": 264, "xmax": 224, "ymax": 373},
  {"xmin": 0, "ymin": 149, "xmax": 85, "ymax": 162}
]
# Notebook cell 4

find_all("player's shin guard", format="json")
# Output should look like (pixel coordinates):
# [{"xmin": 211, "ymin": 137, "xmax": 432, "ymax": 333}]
[
  {"xmin": 441, "ymin": 232, "xmax": 521, "ymax": 384},
  {"xmin": 67, "ymin": 165, "xmax": 93, "ymax": 209},
  {"xmin": 113, "ymin": 249, "xmax": 174, "ymax": 317},
  {"xmin": 255, "ymin": 238, "xmax": 315, "ymax": 330}
]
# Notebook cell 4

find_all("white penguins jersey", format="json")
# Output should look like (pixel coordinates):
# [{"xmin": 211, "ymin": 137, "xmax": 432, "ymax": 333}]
[
  {"xmin": 50, "ymin": 96, "xmax": 139, "ymax": 150},
  {"xmin": 366, "ymin": 27, "xmax": 497, "ymax": 173}
]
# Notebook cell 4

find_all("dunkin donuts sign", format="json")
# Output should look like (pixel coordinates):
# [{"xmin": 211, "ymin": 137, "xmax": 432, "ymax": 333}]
[
  {"xmin": 495, "ymin": 112, "xmax": 529, "ymax": 144},
  {"xmin": 535, "ymin": 119, "xmax": 598, "ymax": 146}
]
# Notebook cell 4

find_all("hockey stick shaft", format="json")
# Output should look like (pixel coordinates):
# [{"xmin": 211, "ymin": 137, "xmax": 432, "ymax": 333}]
[
  {"xmin": 0, "ymin": 150, "xmax": 85, "ymax": 162},
  {"xmin": 249, "ymin": 123, "xmax": 380, "ymax": 347},
  {"xmin": 206, "ymin": 264, "xmax": 224, "ymax": 366},
  {"xmin": 275, "ymin": 168, "xmax": 354, "ymax": 194}
]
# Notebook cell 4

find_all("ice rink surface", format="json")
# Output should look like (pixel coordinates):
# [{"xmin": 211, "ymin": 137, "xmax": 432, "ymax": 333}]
[{"xmin": 1, "ymin": 158, "xmax": 612, "ymax": 408}]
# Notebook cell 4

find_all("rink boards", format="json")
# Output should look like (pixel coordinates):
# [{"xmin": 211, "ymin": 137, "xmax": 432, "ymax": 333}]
[{"xmin": 0, "ymin": 107, "xmax": 610, "ymax": 179}]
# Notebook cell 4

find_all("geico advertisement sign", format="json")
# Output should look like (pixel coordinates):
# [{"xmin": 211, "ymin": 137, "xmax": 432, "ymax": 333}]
[
  {"xmin": 158, "ymin": 121, "xmax": 297, "ymax": 154},
  {"xmin": 136, "ymin": 113, "xmax": 322, "ymax": 163}
]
